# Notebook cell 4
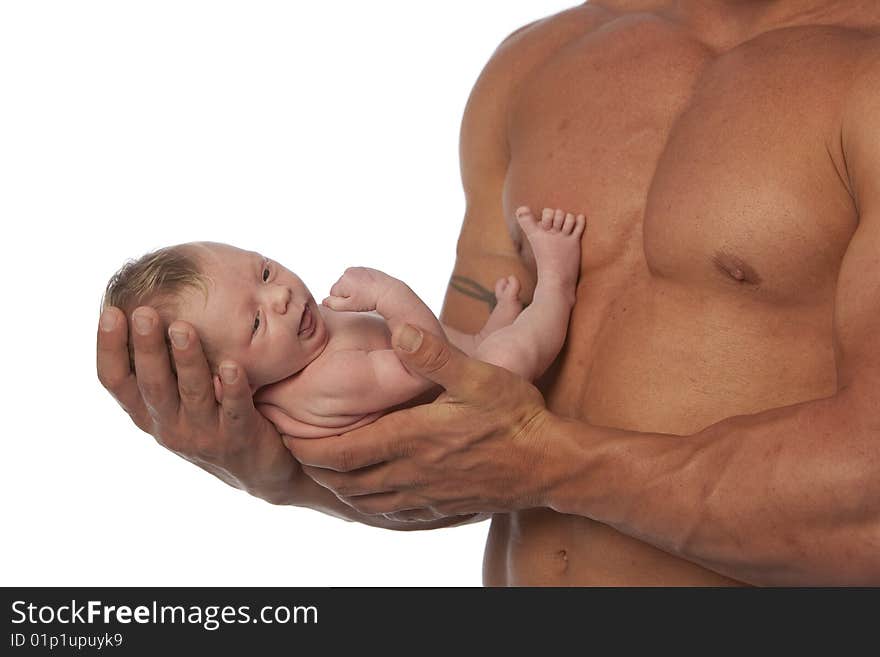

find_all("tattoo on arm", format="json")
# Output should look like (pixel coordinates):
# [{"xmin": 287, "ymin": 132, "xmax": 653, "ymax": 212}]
[{"xmin": 449, "ymin": 276, "xmax": 497, "ymax": 311}]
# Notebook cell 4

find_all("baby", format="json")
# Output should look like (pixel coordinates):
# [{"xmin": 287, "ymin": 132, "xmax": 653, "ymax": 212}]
[{"xmin": 102, "ymin": 206, "xmax": 585, "ymax": 438}]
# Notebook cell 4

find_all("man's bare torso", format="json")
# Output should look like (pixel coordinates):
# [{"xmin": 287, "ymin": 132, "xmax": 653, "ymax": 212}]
[{"xmin": 457, "ymin": 1, "xmax": 880, "ymax": 585}]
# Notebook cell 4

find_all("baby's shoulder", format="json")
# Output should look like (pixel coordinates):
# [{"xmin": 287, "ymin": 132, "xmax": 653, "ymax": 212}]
[{"xmin": 323, "ymin": 309, "xmax": 392, "ymax": 352}]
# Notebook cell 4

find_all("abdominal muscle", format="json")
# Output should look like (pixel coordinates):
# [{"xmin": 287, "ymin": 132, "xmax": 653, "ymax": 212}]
[{"xmin": 483, "ymin": 275, "xmax": 836, "ymax": 587}]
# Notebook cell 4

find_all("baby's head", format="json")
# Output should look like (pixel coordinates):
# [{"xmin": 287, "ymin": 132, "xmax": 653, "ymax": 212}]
[{"xmin": 102, "ymin": 241, "xmax": 328, "ymax": 389}]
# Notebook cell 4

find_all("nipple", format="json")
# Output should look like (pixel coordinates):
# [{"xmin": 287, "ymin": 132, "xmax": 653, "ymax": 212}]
[{"xmin": 712, "ymin": 250, "xmax": 762, "ymax": 286}]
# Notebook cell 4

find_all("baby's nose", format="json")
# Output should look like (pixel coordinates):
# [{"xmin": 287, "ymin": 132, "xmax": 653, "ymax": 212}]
[{"xmin": 272, "ymin": 285, "xmax": 291, "ymax": 314}]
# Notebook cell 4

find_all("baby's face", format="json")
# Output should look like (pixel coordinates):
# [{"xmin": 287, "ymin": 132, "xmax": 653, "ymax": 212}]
[{"xmin": 177, "ymin": 242, "xmax": 328, "ymax": 389}]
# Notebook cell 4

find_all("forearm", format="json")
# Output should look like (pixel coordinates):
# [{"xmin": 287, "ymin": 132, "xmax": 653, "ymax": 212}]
[
  {"xmin": 375, "ymin": 276, "xmax": 445, "ymax": 338},
  {"xmin": 540, "ymin": 388, "xmax": 880, "ymax": 585}
]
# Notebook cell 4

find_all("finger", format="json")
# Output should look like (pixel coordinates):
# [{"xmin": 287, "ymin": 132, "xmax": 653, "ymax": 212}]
[
  {"xmin": 283, "ymin": 411, "xmax": 413, "ymax": 472},
  {"xmin": 383, "ymin": 509, "xmax": 444, "ymax": 523},
  {"xmin": 322, "ymin": 295, "xmax": 350, "ymax": 310},
  {"xmin": 342, "ymin": 492, "xmax": 417, "ymax": 516},
  {"xmin": 131, "ymin": 306, "xmax": 179, "ymax": 420},
  {"xmin": 168, "ymin": 321, "xmax": 216, "ymax": 427},
  {"xmin": 391, "ymin": 324, "xmax": 498, "ymax": 398},
  {"xmin": 216, "ymin": 362, "xmax": 264, "ymax": 441},
  {"xmin": 301, "ymin": 463, "xmax": 394, "ymax": 497},
  {"xmin": 96, "ymin": 306, "xmax": 151, "ymax": 431}
]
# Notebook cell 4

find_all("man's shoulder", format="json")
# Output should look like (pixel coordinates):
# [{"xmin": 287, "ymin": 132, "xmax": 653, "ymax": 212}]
[{"xmin": 480, "ymin": 3, "xmax": 612, "ymax": 85}]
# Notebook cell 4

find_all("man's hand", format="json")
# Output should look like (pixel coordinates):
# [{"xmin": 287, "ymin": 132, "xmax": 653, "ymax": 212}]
[
  {"xmin": 96, "ymin": 306, "xmax": 301, "ymax": 505},
  {"xmin": 284, "ymin": 324, "xmax": 554, "ymax": 520}
]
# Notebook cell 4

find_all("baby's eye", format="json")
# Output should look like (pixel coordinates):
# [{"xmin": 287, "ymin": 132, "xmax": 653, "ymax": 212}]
[
  {"xmin": 262, "ymin": 264, "xmax": 271, "ymax": 282},
  {"xmin": 252, "ymin": 311, "xmax": 261, "ymax": 335}
]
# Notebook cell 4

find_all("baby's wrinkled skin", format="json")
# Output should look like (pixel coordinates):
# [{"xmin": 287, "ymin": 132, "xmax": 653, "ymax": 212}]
[{"xmin": 172, "ymin": 206, "xmax": 584, "ymax": 438}]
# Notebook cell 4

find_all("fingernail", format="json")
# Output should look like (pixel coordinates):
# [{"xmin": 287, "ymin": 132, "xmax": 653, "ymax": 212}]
[
  {"xmin": 132, "ymin": 310, "xmax": 154, "ymax": 335},
  {"xmin": 169, "ymin": 327, "xmax": 189, "ymax": 349},
  {"xmin": 220, "ymin": 363, "xmax": 239, "ymax": 384},
  {"xmin": 99, "ymin": 309, "xmax": 117, "ymax": 332},
  {"xmin": 396, "ymin": 325, "xmax": 423, "ymax": 353}
]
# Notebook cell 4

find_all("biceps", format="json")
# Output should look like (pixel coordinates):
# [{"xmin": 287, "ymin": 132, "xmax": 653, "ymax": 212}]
[{"xmin": 832, "ymin": 213, "xmax": 880, "ymax": 391}]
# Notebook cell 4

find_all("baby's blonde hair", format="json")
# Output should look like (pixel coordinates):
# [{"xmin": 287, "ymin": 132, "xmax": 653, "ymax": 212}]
[{"xmin": 101, "ymin": 245, "xmax": 209, "ymax": 372}]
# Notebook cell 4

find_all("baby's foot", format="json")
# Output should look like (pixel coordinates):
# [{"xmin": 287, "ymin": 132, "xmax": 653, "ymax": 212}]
[
  {"xmin": 480, "ymin": 275, "xmax": 523, "ymax": 336},
  {"xmin": 515, "ymin": 206, "xmax": 585, "ymax": 289}
]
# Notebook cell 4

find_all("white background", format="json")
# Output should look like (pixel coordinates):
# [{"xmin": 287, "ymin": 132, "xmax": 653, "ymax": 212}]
[{"xmin": 0, "ymin": 1, "xmax": 570, "ymax": 586}]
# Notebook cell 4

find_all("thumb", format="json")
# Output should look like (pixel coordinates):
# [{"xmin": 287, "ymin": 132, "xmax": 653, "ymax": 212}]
[{"xmin": 392, "ymin": 324, "xmax": 495, "ymax": 397}]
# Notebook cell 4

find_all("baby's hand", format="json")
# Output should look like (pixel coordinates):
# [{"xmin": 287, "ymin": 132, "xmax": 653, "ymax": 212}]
[{"xmin": 323, "ymin": 266, "xmax": 388, "ymax": 312}]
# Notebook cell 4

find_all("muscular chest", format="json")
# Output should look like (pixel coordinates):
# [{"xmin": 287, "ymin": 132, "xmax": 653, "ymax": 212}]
[{"xmin": 504, "ymin": 17, "xmax": 862, "ymax": 303}]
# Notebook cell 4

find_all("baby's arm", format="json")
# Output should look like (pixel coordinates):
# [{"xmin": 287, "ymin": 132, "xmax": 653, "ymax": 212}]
[
  {"xmin": 323, "ymin": 267, "xmax": 445, "ymax": 339},
  {"xmin": 317, "ymin": 347, "xmax": 434, "ymax": 416},
  {"xmin": 324, "ymin": 267, "xmax": 526, "ymax": 357}
]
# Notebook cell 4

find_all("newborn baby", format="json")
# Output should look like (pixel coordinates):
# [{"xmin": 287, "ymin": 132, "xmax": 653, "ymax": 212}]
[{"xmin": 102, "ymin": 206, "xmax": 585, "ymax": 438}]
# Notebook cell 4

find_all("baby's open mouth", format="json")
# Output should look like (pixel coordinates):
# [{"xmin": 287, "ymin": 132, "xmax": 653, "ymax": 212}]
[{"xmin": 298, "ymin": 303, "xmax": 314, "ymax": 336}]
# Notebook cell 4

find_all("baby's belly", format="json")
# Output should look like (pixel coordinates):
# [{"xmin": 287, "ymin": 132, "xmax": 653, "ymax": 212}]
[{"xmin": 256, "ymin": 401, "xmax": 383, "ymax": 439}]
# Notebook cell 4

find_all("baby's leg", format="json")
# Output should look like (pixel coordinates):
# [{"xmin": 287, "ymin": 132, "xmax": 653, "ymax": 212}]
[
  {"xmin": 474, "ymin": 206, "xmax": 585, "ymax": 381},
  {"xmin": 476, "ymin": 275, "xmax": 523, "ymax": 342}
]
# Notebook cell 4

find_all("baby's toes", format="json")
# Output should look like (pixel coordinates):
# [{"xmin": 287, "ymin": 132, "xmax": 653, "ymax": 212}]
[
  {"xmin": 495, "ymin": 275, "xmax": 521, "ymax": 301},
  {"xmin": 573, "ymin": 214, "xmax": 587, "ymax": 239},
  {"xmin": 540, "ymin": 207, "xmax": 555, "ymax": 230},
  {"xmin": 515, "ymin": 206, "xmax": 538, "ymax": 234},
  {"xmin": 506, "ymin": 275, "xmax": 521, "ymax": 297},
  {"xmin": 552, "ymin": 209, "xmax": 565, "ymax": 231}
]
